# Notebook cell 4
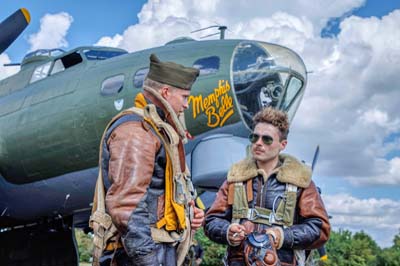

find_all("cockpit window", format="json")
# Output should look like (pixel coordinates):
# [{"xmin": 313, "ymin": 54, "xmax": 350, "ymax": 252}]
[
  {"xmin": 232, "ymin": 41, "xmax": 307, "ymax": 128},
  {"xmin": 100, "ymin": 74, "xmax": 125, "ymax": 96},
  {"xmin": 61, "ymin": 52, "xmax": 83, "ymax": 68},
  {"xmin": 282, "ymin": 77, "xmax": 302, "ymax": 111},
  {"xmin": 30, "ymin": 61, "xmax": 52, "ymax": 83},
  {"xmin": 48, "ymin": 52, "xmax": 83, "ymax": 76},
  {"xmin": 83, "ymin": 49, "xmax": 127, "ymax": 60},
  {"xmin": 133, "ymin": 68, "xmax": 149, "ymax": 88},
  {"xmin": 232, "ymin": 42, "xmax": 284, "ymax": 128},
  {"xmin": 24, "ymin": 48, "xmax": 65, "ymax": 61},
  {"xmin": 233, "ymin": 44, "xmax": 273, "ymax": 72},
  {"xmin": 193, "ymin": 56, "xmax": 220, "ymax": 75},
  {"xmin": 51, "ymin": 59, "xmax": 65, "ymax": 75}
]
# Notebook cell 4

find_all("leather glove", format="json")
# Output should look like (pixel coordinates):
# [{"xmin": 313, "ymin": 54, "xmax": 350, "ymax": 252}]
[{"xmin": 265, "ymin": 227, "xmax": 284, "ymax": 249}]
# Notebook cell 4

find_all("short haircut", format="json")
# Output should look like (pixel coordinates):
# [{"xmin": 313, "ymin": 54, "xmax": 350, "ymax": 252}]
[{"xmin": 253, "ymin": 107, "xmax": 289, "ymax": 140}]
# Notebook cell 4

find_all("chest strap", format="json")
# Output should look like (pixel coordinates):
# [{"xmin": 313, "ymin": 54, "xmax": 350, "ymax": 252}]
[
  {"xmin": 231, "ymin": 181, "xmax": 298, "ymax": 227},
  {"xmin": 90, "ymin": 107, "xmax": 145, "ymax": 266}
]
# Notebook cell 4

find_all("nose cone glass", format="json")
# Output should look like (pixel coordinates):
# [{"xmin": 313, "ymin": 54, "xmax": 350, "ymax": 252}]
[{"xmin": 232, "ymin": 41, "xmax": 307, "ymax": 130}]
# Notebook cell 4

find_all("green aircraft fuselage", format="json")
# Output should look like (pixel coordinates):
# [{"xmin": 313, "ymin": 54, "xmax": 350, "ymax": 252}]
[{"xmin": 0, "ymin": 38, "xmax": 307, "ymax": 184}]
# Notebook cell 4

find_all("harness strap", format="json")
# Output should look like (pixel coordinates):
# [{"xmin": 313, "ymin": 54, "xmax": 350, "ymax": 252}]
[
  {"xmin": 230, "ymin": 181, "xmax": 298, "ymax": 227},
  {"xmin": 273, "ymin": 183, "xmax": 297, "ymax": 227},
  {"xmin": 90, "ymin": 98, "xmax": 193, "ymax": 266},
  {"xmin": 232, "ymin": 182, "xmax": 248, "ymax": 224},
  {"xmin": 90, "ymin": 107, "xmax": 144, "ymax": 266}
]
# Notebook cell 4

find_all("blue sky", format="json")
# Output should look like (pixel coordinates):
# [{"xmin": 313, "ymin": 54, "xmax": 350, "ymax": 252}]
[
  {"xmin": 1, "ymin": 0, "xmax": 400, "ymax": 247},
  {"xmin": 2, "ymin": 0, "xmax": 398, "ymax": 61},
  {"xmin": 322, "ymin": 0, "xmax": 400, "ymax": 36},
  {"xmin": 1, "ymin": 0, "xmax": 146, "ymax": 61}
]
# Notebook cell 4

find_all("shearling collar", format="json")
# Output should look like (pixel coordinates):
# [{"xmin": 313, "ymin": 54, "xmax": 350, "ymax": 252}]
[
  {"xmin": 142, "ymin": 86, "xmax": 188, "ymax": 143},
  {"xmin": 227, "ymin": 154, "xmax": 312, "ymax": 188}
]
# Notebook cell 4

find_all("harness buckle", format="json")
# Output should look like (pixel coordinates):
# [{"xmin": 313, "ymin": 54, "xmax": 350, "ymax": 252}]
[
  {"xmin": 269, "ymin": 212, "xmax": 276, "ymax": 224},
  {"xmin": 247, "ymin": 208, "xmax": 274, "ymax": 223},
  {"xmin": 247, "ymin": 208, "xmax": 260, "ymax": 221}
]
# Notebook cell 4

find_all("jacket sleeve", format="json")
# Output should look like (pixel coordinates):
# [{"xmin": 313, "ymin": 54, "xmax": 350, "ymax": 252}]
[
  {"xmin": 282, "ymin": 181, "xmax": 331, "ymax": 250},
  {"xmin": 203, "ymin": 180, "xmax": 232, "ymax": 245},
  {"xmin": 105, "ymin": 121, "xmax": 161, "ymax": 258}
]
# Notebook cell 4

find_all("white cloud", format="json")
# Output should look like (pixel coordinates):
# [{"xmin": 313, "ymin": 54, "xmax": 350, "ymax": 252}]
[
  {"xmin": 347, "ymin": 157, "xmax": 400, "ymax": 185},
  {"xmin": 95, "ymin": 1, "xmax": 400, "ymax": 188},
  {"xmin": 95, "ymin": 0, "xmax": 364, "ymax": 52},
  {"xmin": 96, "ymin": 34, "xmax": 123, "ymax": 48},
  {"xmin": 287, "ymin": 10, "xmax": 400, "ymax": 186},
  {"xmin": 91, "ymin": 0, "xmax": 400, "ymax": 243},
  {"xmin": 95, "ymin": 1, "xmax": 400, "ymax": 187},
  {"xmin": 137, "ymin": 0, "xmax": 365, "ymax": 33},
  {"xmin": 324, "ymin": 194, "xmax": 400, "ymax": 247},
  {"xmin": 96, "ymin": 15, "xmax": 200, "ymax": 52},
  {"xmin": 0, "ymin": 53, "xmax": 19, "ymax": 80},
  {"xmin": 28, "ymin": 12, "xmax": 74, "ymax": 52},
  {"xmin": 360, "ymin": 109, "xmax": 400, "ymax": 130},
  {"xmin": 2, "ymin": 0, "xmax": 396, "ymax": 249}
]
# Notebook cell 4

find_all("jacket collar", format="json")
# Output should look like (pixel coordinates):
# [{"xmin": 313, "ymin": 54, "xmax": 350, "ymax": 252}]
[
  {"xmin": 139, "ymin": 87, "xmax": 188, "ymax": 143},
  {"xmin": 227, "ymin": 154, "xmax": 312, "ymax": 188}
]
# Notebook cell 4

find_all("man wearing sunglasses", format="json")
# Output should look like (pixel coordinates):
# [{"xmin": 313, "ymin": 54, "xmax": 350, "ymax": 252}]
[{"xmin": 204, "ymin": 107, "xmax": 330, "ymax": 266}]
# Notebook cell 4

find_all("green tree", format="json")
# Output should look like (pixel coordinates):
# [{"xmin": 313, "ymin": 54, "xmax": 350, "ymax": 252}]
[
  {"xmin": 325, "ymin": 229, "xmax": 380, "ymax": 266},
  {"xmin": 352, "ymin": 231, "xmax": 380, "ymax": 265},
  {"xmin": 195, "ymin": 228, "xmax": 226, "ymax": 266},
  {"xmin": 377, "ymin": 230, "xmax": 400, "ymax": 266},
  {"xmin": 75, "ymin": 229, "xmax": 93, "ymax": 263}
]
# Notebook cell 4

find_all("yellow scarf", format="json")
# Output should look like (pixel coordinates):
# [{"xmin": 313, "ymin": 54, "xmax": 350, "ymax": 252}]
[{"xmin": 135, "ymin": 92, "xmax": 187, "ymax": 231}]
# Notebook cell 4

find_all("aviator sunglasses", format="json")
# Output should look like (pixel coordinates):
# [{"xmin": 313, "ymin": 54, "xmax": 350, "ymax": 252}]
[{"xmin": 248, "ymin": 133, "xmax": 274, "ymax": 145}]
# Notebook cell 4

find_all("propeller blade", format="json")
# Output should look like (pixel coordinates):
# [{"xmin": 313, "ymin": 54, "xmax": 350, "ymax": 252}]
[
  {"xmin": 0, "ymin": 8, "xmax": 31, "ymax": 54},
  {"xmin": 311, "ymin": 145, "xmax": 320, "ymax": 171}
]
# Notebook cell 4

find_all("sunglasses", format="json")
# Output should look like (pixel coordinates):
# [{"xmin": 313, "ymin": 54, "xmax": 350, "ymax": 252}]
[{"xmin": 248, "ymin": 133, "xmax": 274, "ymax": 145}]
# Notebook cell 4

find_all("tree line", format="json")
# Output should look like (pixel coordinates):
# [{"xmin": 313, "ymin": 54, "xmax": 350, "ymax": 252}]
[{"xmin": 76, "ymin": 228, "xmax": 400, "ymax": 266}]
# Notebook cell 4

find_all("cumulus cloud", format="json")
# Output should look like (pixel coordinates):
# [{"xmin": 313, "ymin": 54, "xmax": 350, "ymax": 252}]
[
  {"xmin": 324, "ymin": 194, "xmax": 400, "ymax": 247},
  {"xmin": 288, "ymin": 10, "xmax": 400, "ymax": 186},
  {"xmin": 2, "ymin": 0, "xmax": 395, "ymax": 248},
  {"xmin": 96, "ymin": 15, "xmax": 199, "ymax": 52},
  {"xmin": 0, "ymin": 53, "xmax": 19, "ymax": 80},
  {"xmin": 28, "ymin": 12, "xmax": 73, "ymax": 51},
  {"xmin": 95, "ymin": 0, "xmax": 364, "ymax": 52},
  {"xmin": 96, "ymin": 34, "xmax": 123, "ymax": 48},
  {"xmin": 94, "ymin": 1, "xmax": 400, "ymax": 188},
  {"xmin": 137, "ymin": 0, "xmax": 365, "ymax": 33}
]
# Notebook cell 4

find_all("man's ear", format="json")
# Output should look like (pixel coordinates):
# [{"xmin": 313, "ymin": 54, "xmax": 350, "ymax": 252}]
[
  {"xmin": 160, "ymin": 86, "xmax": 170, "ymax": 99},
  {"xmin": 280, "ymin": 139, "xmax": 288, "ymax": 151}
]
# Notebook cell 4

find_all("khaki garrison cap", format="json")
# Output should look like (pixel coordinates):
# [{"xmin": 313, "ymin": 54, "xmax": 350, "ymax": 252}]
[{"xmin": 147, "ymin": 54, "xmax": 200, "ymax": 90}]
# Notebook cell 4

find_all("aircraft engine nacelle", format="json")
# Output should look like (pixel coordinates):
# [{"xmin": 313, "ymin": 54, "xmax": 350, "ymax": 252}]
[{"xmin": 187, "ymin": 134, "xmax": 249, "ymax": 190}]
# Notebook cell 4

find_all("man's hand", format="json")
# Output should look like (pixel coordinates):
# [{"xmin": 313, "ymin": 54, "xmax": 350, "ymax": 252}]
[
  {"xmin": 227, "ymin": 223, "xmax": 247, "ymax": 246},
  {"xmin": 195, "ymin": 258, "xmax": 202, "ymax": 266},
  {"xmin": 191, "ymin": 206, "xmax": 205, "ymax": 230}
]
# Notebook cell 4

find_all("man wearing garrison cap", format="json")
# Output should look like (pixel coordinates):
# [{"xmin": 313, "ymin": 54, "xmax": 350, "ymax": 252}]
[{"xmin": 94, "ymin": 54, "xmax": 204, "ymax": 266}]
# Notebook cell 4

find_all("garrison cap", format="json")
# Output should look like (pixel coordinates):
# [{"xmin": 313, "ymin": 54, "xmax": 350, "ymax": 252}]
[{"xmin": 147, "ymin": 53, "xmax": 199, "ymax": 90}]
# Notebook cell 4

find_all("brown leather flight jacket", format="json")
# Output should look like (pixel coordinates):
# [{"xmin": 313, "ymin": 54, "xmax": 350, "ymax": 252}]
[
  {"xmin": 204, "ymin": 155, "xmax": 330, "ymax": 266},
  {"xmin": 101, "ymin": 93, "xmax": 188, "ymax": 265}
]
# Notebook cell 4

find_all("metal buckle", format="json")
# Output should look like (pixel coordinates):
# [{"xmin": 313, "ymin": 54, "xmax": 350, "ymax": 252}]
[
  {"xmin": 269, "ymin": 212, "xmax": 276, "ymax": 224},
  {"xmin": 247, "ymin": 208, "xmax": 274, "ymax": 223},
  {"xmin": 247, "ymin": 232, "xmax": 269, "ymax": 248},
  {"xmin": 247, "ymin": 208, "xmax": 259, "ymax": 221}
]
